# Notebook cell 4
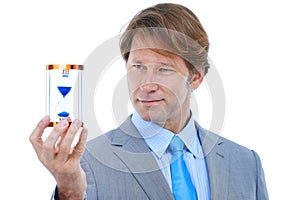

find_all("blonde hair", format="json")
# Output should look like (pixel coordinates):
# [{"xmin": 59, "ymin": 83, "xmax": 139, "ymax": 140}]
[{"xmin": 119, "ymin": 3, "xmax": 210, "ymax": 75}]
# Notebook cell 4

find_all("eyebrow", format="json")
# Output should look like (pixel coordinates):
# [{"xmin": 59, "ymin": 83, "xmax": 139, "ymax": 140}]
[
  {"xmin": 129, "ymin": 59, "xmax": 174, "ymax": 67},
  {"xmin": 129, "ymin": 59, "xmax": 143, "ymax": 64}
]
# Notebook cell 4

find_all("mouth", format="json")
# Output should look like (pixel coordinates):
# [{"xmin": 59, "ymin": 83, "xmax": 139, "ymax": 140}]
[{"xmin": 138, "ymin": 99, "xmax": 165, "ymax": 107}]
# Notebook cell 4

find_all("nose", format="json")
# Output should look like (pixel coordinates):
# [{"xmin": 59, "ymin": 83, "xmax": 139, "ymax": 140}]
[
  {"xmin": 139, "ymin": 82, "xmax": 159, "ymax": 94},
  {"xmin": 139, "ymin": 71, "xmax": 159, "ymax": 93}
]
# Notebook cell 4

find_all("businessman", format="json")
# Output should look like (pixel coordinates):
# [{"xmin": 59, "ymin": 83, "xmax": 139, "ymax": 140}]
[{"xmin": 30, "ymin": 3, "xmax": 269, "ymax": 199}]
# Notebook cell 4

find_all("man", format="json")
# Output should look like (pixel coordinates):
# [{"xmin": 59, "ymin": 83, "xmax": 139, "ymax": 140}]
[{"xmin": 30, "ymin": 3, "xmax": 269, "ymax": 200}]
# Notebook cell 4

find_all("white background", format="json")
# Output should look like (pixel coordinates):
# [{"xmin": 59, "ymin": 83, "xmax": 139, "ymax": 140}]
[{"xmin": 1, "ymin": 0, "xmax": 299, "ymax": 199}]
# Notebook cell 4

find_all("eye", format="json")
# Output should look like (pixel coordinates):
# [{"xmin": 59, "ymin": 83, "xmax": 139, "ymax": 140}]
[
  {"xmin": 158, "ymin": 66, "xmax": 175, "ymax": 73},
  {"xmin": 159, "ymin": 68, "xmax": 173, "ymax": 72},
  {"xmin": 133, "ymin": 64, "xmax": 146, "ymax": 71}
]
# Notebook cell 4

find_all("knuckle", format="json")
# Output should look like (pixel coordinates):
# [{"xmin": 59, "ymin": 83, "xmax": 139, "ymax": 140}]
[
  {"xmin": 43, "ymin": 142, "xmax": 53, "ymax": 151},
  {"xmin": 46, "ymin": 133, "xmax": 56, "ymax": 142},
  {"xmin": 59, "ymin": 144, "xmax": 71, "ymax": 154},
  {"xmin": 68, "ymin": 124, "xmax": 78, "ymax": 134},
  {"xmin": 73, "ymin": 146, "xmax": 84, "ymax": 154},
  {"xmin": 29, "ymin": 134, "xmax": 35, "ymax": 143}
]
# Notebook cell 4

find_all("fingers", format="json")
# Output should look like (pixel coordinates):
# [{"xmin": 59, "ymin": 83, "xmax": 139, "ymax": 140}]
[
  {"xmin": 43, "ymin": 119, "xmax": 70, "ymax": 160},
  {"xmin": 29, "ymin": 116, "xmax": 50, "ymax": 153},
  {"xmin": 30, "ymin": 116, "xmax": 88, "ymax": 182},
  {"xmin": 55, "ymin": 117, "xmax": 72, "ymax": 147},
  {"xmin": 71, "ymin": 127, "xmax": 88, "ymax": 159},
  {"xmin": 55, "ymin": 119, "xmax": 84, "ymax": 162}
]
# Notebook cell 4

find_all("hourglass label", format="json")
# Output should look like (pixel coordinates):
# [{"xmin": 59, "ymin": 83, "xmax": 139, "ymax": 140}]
[{"xmin": 46, "ymin": 64, "xmax": 83, "ymax": 127}]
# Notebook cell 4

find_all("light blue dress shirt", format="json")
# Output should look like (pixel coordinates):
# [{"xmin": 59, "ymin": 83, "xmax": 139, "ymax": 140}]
[{"xmin": 131, "ymin": 112, "xmax": 210, "ymax": 200}]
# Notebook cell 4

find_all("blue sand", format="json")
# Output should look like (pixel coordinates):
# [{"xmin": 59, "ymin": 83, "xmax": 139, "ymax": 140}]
[
  {"xmin": 58, "ymin": 111, "xmax": 69, "ymax": 117},
  {"xmin": 57, "ymin": 86, "xmax": 72, "ymax": 97}
]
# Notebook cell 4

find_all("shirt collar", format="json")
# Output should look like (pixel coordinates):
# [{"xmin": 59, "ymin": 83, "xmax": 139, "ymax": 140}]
[{"xmin": 131, "ymin": 111, "xmax": 202, "ymax": 159}]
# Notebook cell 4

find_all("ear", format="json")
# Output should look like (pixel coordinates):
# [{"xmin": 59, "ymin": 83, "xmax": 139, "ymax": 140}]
[{"xmin": 190, "ymin": 67, "xmax": 204, "ymax": 90}]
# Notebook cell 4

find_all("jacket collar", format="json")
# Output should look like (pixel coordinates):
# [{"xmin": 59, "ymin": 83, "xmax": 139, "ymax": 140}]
[
  {"xmin": 110, "ymin": 117, "xmax": 229, "ymax": 200},
  {"xmin": 109, "ymin": 117, "xmax": 173, "ymax": 199}
]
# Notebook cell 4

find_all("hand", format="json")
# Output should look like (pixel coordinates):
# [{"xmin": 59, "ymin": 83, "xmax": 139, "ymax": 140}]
[{"xmin": 29, "ymin": 116, "xmax": 88, "ymax": 200}]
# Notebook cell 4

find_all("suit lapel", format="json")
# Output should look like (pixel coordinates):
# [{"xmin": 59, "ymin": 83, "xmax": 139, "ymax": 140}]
[
  {"xmin": 110, "ymin": 118, "xmax": 229, "ymax": 200},
  {"xmin": 196, "ymin": 123, "xmax": 229, "ymax": 200},
  {"xmin": 110, "ymin": 117, "xmax": 174, "ymax": 200}
]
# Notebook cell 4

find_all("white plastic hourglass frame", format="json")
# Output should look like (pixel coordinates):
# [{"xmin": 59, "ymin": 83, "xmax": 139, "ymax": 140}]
[{"xmin": 46, "ymin": 64, "xmax": 83, "ymax": 127}]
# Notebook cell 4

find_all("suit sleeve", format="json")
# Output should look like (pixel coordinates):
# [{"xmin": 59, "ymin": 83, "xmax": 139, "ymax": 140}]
[
  {"xmin": 252, "ymin": 150, "xmax": 269, "ymax": 200},
  {"xmin": 80, "ymin": 152, "xmax": 98, "ymax": 200},
  {"xmin": 50, "ymin": 187, "xmax": 87, "ymax": 200}
]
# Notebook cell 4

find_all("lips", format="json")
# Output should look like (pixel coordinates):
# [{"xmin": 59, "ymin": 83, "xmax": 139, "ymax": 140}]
[{"xmin": 138, "ymin": 99, "xmax": 165, "ymax": 106}]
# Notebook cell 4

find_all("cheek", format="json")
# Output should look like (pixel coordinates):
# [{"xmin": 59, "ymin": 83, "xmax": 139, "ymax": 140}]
[
  {"xmin": 127, "ymin": 77, "xmax": 142, "ymax": 102},
  {"xmin": 127, "ymin": 72, "xmax": 139, "ymax": 91},
  {"xmin": 163, "ymin": 80, "xmax": 190, "ymax": 101},
  {"xmin": 176, "ymin": 84, "xmax": 190, "ymax": 103}
]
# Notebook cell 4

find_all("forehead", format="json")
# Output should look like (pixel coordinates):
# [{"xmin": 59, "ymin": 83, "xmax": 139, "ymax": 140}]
[
  {"xmin": 128, "ymin": 48, "xmax": 178, "ymax": 65},
  {"xmin": 130, "ymin": 31, "xmax": 174, "ymax": 54},
  {"xmin": 129, "ymin": 33, "xmax": 186, "ymax": 64}
]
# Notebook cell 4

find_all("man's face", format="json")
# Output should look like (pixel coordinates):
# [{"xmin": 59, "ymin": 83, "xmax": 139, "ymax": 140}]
[{"xmin": 126, "ymin": 39, "xmax": 203, "ymax": 131}]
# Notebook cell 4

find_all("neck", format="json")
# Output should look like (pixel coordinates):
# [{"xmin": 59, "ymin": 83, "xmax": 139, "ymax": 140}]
[{"xmin": 158, "ymin": 110, "xmax": 191, "ymax": 134}]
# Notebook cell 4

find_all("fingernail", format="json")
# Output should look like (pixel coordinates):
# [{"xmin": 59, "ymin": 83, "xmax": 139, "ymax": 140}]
[
  {"xmin": 74, "ymin": 120, "xmax": 81, "ymax": 128},
  {"xmin": 59, "ymin": 120, "xmax": 68, "ymax": 127}
]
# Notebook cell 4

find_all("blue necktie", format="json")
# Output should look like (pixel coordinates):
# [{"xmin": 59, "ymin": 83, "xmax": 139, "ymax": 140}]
[{"xmin": 170, "ymin": 136, "xmax": 197, "ymax": 200}]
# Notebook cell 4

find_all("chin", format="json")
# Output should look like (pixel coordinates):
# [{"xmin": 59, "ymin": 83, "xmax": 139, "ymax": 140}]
[{"xmin": 138, "ymin": 108, "xmax": 168, "ymax": 124}]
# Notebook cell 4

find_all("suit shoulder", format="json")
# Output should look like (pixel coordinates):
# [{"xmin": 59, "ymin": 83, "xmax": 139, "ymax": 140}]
[
  {"xmin": 82, "ymin": 128, "xmax": 119, "ymax": 163},
  {"xmin": 197, "ymin": 124, "xmax": 256, "ymax": 159},
  {"xmin": 218, "ymin": 134, "xmax": 254, "ymax": 154},
  {"xmin": 86, "ymin": 128, "xmax": 117, "ymax": 146}
]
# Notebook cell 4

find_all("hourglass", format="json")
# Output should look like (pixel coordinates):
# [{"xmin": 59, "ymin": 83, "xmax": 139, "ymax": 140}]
[
  {"xmin": 46, "ymin": 64, "xmax": 83, "ymax": 126},
  {"xmin": 56, "ymin": 69, "xmax": 72, "ymax": 119}
]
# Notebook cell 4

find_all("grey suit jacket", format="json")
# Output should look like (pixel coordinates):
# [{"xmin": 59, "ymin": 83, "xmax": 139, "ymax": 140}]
[{"xmin": 81, "ymin": 117, "xmax": 269, "ymax": 200}]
